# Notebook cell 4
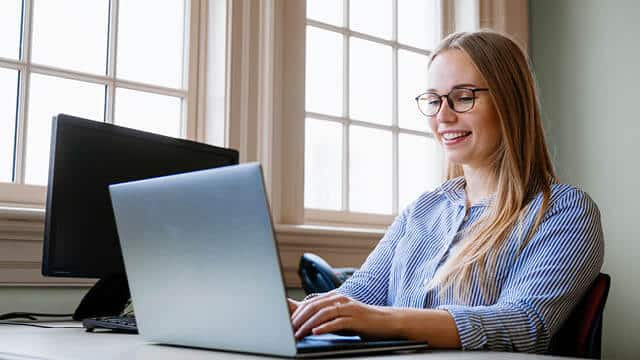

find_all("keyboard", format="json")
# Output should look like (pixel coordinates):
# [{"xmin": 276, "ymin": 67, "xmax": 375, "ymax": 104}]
[{"xmin": 82, "ymin": 315, "xmax": 138, "ymax": 333}]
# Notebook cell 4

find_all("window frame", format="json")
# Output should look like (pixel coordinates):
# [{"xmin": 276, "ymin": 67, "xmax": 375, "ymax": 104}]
[
  {"xmin": 0, "ymin": 0, "xmax": 528, "ymax": 287},
  {"xmin": 271, "ymin": 0, "xmax": 528, "ymax": 230},
  {"xmin": 301, "ymin": 0, "xmax": 445, "ymax": 228},
  {"xmin": 0, "ymin": 0, "xmax": 206, "ymax": 207}
]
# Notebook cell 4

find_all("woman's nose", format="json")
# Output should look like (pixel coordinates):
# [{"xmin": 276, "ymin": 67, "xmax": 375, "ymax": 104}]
[{"xmin": 436, "ymin": 99, "xmax": 457, "ymax": 123}]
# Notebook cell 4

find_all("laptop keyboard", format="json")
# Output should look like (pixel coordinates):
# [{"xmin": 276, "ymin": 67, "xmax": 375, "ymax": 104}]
[{"xmin": 82, "ymin": 315, "xmax": 138, "ymax": 333}]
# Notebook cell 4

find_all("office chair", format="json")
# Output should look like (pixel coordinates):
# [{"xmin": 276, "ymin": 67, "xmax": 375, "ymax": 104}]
[{"xmin": 549, "ymin": 273, "xmax": 611, "ymax": 359}]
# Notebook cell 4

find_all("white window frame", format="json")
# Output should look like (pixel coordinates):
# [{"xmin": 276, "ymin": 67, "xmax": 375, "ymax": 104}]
[
  {"xmin": 0, "ymin": 0, "xmax": 231, "ymax": 286},
  {"xmin": 0, "ymin": 0, "xmax": 527, "ymax": 287},
  {"xmin": 224, "ymin": 0, "xmax": 450, "ymax": 231},
  {"xmin": 0, "ymin": 0, "xmax": 211, "ymax": 208},
  {"xmin": 270, "ymin": 0, "xmax": 527, "ymax": 230},
  {"xmin": 303, "ymin": 1, "xmax": 443, "ymax": 228}
]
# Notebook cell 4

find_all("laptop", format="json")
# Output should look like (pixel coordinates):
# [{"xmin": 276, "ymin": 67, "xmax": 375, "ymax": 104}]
[{"xmin": 109, "ymin": 163, "xmax": 428, "ymax": 357}]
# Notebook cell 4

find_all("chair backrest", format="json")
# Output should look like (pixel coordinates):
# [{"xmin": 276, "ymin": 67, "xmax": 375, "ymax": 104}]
[{"xmin": 549, "ymin": 273, "xmax": 611, "ymax": 359}]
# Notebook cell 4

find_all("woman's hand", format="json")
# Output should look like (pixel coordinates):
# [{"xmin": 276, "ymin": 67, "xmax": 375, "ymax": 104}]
[
  {"xmin": 290, "ymin": 293, "xmax": 402, "ymax": 340},
  {"xmin": 287, "ymin": 298, "xmax": 301, "ymax": 314}
]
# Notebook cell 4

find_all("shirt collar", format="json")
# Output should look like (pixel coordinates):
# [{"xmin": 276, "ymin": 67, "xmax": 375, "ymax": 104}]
[
  {"xmin": 439, "ymin": 176, "xmax": 494, "ymax": 208},
  {"xmin": 439, "ymin": 176, "xmax": 467, "ymax": 206}
]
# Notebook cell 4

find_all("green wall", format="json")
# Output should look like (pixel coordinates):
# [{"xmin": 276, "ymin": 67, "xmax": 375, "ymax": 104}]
[{"xmin": 530, "ymin": 1, "xmax": 640, "ymax": 358}]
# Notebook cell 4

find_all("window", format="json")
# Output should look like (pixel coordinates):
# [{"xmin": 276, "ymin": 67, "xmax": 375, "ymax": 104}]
[
  {"xmin": 0, "ymin": 0, "xmax": 199, "ymax": 197},
  {"xmin": 304, "ymin": 0, "xmax": 443, "ymax": 226}
]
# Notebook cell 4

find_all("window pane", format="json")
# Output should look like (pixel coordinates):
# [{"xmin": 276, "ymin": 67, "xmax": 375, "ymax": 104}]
[
  {"xmin": 349, "ymin": 126, "xmax": 391, "ymax": 214},
  {"xmin": 305, "ymin": 118, "xmax": 342, "ymax": 210},
  {"xmin": 349, "ymin": 38, "xmax": 391, "ymax": 125},
  {"xmin": 26, "ymin": 74, "xmax": 105, "ymax": 185},
  {"xmin": 31, "ymin": 0, "xmax": 109, "ymax": 74},
  {"xmin": 118, "ymin": 0, "xmax": 185, "ymax": 88},
  {"xmin": 0, "ymin": 68, "xmax": 19, "ymax": 182},
  {"xmin": 114, "ymin": 88, "xmax": 181, "ymax": 138},
  {"xmin": 399, "ymin": 133, "xmax": 440, "ymax": 210},
  {"xmin": 349, "ymin": 0, "xmax": 391, "ymax": 40},
  {"xmin": 0, "ymin": 0, "xmax": 22, "ymax": 60},
  {"xmin": 398, "ymin": 50, "xmax": 429, "ymax": 132},
  {"xmin": 307, "ymin": 0, "xmax": 342, "ymax": 27},
  {"xmin": 306, "ymin": 26, "xmax": 343, "ymax": 117},
  {"xmin": 398, "ymin": 0, "xmax": 441, "ymax": 49}
]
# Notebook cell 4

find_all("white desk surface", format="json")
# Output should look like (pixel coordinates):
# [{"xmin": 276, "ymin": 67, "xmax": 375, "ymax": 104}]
[{"xmin": 0, "ymin": 323, "xmax": 573, "ymax": 360}]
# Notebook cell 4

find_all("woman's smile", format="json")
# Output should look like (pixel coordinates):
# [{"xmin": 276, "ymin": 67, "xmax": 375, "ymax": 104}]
[{"xmin": 439, "ymin": 130, "xmax": 472, "ymax": 146}]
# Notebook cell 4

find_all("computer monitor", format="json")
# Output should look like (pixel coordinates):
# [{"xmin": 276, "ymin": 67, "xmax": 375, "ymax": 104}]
[{"xmin": 43, "ymin": 114, "xmax": 239, "ymax": 319}]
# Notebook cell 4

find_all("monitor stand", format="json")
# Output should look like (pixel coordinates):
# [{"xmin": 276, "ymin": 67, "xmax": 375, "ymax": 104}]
[{"xmin": 72, "ymin": 274, "xmax": 130, "ymax": 321}]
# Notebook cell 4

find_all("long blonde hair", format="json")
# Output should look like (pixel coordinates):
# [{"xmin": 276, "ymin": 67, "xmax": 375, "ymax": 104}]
[{"xmin": 426, "ymin": 30, "xmax": 556, "ymax": 302}]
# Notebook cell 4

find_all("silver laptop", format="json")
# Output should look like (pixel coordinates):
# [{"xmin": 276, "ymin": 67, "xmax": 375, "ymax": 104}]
[{"xmin": 109, "ymin": 163, "xmax": 428, "ymax": 357}]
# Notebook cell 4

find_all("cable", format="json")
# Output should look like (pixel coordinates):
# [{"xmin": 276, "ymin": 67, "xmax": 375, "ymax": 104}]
[
  {"xmin": 0, "ymin": 321, "xmax": 78, "ymax": 329},
  {"xmin": 0, "ymin": 312, "xmax": 73, "ymax": 321}
]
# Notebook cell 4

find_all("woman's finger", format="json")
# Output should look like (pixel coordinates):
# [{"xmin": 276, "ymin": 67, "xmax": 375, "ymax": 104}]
[
  {"xmin": 287, "ymin": 298, "xmax": 300, "ymax": 314},
  {"xmin": 291, "ymin": 294, "xmax": 349, "ymax": 330},
  {"xmin": 294, "ymin": 302, "xmax": 343, "ymax": 339},
  {"xmin": 291, "ymin": 291, "xmax": 334, "ymax": 319},
  {"xmin": 292, "ymin": 299, "xmax": 332, "ymax": 332},
  {"xmin": 311, "ymin": 316, "xmax": 353, "ymax": 336}
]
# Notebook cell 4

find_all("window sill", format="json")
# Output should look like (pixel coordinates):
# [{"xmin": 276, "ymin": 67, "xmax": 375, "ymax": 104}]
[
  {"xmin": 0, "ymin": 207, "xmax": 384, "ymax": 287},
  {"xmin": 0, "ymin": 205, "xmax": 45, "ymax": 221},
  {"xmin": 274, "ymin": 224, "xmax": 383, "ymax": 287},
  {"xmin": 275, "ymin": 223, "xmax": 384, "ymax": 241}
]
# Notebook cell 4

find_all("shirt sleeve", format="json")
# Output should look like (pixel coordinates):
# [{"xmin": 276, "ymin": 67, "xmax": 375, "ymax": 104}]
[
  {"xmin": 334, "ymin": 206, "xmax": 410, "ymax": 306},
  {"xmin": 437, "ymin": 189, "xmax": 605, "ymax": 353}
]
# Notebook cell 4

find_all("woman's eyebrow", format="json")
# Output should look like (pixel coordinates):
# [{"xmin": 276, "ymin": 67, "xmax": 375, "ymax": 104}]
[
  {"xmin": 452, "ymin": 83, "xmax": 479, "ymax": 89},
  {"xmin": 425, "ymin": 83, "xmax": 479, "ymax": 93}
]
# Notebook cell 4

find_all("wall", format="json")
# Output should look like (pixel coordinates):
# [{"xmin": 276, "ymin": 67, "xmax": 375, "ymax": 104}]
[
  {"xmin": 530, "ymin": 1, "xmax": 640, "ymax": 358},
  {"xmin": 0, "ymin": 287, "xmax": 89, "ymax": 315},
  {"xmin": 0, "ymin": 287, "xmax": 306, "ymax": 317}
]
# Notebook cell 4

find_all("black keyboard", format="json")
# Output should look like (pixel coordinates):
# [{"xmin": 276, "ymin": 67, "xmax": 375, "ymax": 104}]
[{"xmin": 82, "ymin": 315, "xmax": 138, "ymax": 333}]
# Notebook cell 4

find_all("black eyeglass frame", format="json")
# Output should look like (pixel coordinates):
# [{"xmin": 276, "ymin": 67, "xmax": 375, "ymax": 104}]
[{"xmin": 414, "ymin": 87, "xmax": 489, "ymax": 116}]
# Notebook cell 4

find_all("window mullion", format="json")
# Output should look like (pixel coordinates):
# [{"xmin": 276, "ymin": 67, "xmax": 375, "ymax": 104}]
[
  {"xmin": 14, "ymin": 0, "xmax": 35, "ymax": 185},
  {"xmin": 307, "ymin": 19, "xmax": 431, "ymax": 57},
  {"xmin": 20, "ymin": 63, "xmax": 185, "ymax": 98},
  {"xmin": 182, "ymin": 0, "xmax": 193, "ymax": 139},
  {"xmin": 0, "ymin": 59, "xmax": 24, "ymax": 71},
  {"xmin": 304, "ymin": 0, "xmax": 445, "ymax": 224},
  {"xmin": 342, "ymin": 0, "xmax": 350, "ymax": 213},
  {"xmin": 391, "ymin": 0, "xmax": 399, "ymax": 215},
  {"xmin": 105, "ymin": 0, "xmax": 119, "ymax": 124}
]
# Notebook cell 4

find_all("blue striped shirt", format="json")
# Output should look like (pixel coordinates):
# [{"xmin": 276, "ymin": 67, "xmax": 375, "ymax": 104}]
[{"xmin": 336, "ymin": 176, "xmax": 604, "ymax": 353}]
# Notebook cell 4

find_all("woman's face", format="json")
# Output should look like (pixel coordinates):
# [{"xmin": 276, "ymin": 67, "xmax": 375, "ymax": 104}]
[{"xmin": 426, "ymin": 50, "xmax": 501, "ymax": 169}]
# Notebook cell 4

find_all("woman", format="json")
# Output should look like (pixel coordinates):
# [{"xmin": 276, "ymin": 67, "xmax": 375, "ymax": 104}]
[{"xmin": 288, "ymin": 30, "xmax": 604, "ymax": 353}]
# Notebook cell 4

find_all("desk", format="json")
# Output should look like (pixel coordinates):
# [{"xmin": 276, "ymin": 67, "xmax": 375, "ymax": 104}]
[{"xmin": 0, "ymin": 323, "xmax": 572, "ymax": 360}]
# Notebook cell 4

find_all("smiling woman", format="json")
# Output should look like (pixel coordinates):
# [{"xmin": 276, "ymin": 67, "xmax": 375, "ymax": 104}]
[{"xmin": 288, "ymin": 30, "xmax": 604, "ymax": 353}]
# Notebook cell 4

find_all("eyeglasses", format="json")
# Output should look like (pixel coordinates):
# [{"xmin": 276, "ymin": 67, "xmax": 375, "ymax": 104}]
[{"xmin": 415, "ymin": 87, "xmax": 489, "ymax": 117}]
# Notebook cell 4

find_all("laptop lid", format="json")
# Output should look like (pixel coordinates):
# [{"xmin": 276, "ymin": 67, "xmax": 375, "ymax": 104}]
[
  {"xmin": 110, "ymin": 163, "xmax": 298, "ymax": 357},
  {"xmin": 111, "ymin": 163, "xmax": 427, "ymax": 357}
]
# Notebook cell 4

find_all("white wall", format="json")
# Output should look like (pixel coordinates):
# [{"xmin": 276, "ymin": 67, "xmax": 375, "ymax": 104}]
[
  {"xmin": 530, "ymin": 1, "xmax": 640, "ymax": 358},
  {"xmin": 0, "ymin": 287, "xmax": 88, "ymax": 315},
  {"xmin": 0, "ymin": 287, "xmax": 305, "ymax": 318}
]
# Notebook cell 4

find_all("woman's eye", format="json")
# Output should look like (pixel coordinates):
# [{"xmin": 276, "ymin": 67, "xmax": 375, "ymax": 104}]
[{"xmin": 457, "ymin": 97, "xmax": 474, "ymax": 103}]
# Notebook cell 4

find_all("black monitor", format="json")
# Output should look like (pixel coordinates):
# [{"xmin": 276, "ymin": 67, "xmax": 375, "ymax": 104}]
[{"xmin": 43, "ymin": 114, "xmax": 239, "ymax": 319}]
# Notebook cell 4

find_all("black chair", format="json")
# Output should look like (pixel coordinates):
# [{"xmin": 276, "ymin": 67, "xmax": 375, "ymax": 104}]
[{"xmin": 549, "ymin": 273, "xmax": 611, "ymax": 359}]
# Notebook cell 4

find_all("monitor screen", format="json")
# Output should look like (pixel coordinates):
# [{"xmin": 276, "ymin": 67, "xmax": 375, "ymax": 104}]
[{"xmin": 42, "ymin": 114, "xmax": 239, "ymax": 278}]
